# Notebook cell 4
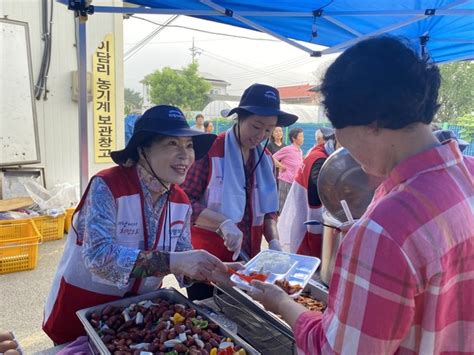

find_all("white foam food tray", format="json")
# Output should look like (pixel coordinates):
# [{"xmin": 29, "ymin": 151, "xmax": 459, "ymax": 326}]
[{"xmin": 230, "ymin": 250, "xmax": 321, "ymax": 298}]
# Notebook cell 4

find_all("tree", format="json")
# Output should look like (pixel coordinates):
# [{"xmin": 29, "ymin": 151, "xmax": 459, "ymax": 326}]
[
  {"xmin": 124, "ymin": 88, "xmax": 143, "ymax": 115},
  {"xmin": 455, "ymin": 113, "xmax": 474, "ymax": 141},
  {"xmin": 436, "ymin": 61, "xmax": 474, "ymax": 123},
  {"xmin": 143, "ymin": 63, "xmax": 211, "ymax": 111}
]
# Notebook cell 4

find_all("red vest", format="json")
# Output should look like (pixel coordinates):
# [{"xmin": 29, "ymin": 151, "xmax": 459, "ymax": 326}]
[
  {"xmin": 278, "ymin": 144, "xmax": 328, "ymax": 257},
  {"xmin": 43, "ymin": 166, "xmax": 190, "ymax": 344},
  {"xmin": 191, "ymin": 134, "xmax": 270, "ymax": 262}
]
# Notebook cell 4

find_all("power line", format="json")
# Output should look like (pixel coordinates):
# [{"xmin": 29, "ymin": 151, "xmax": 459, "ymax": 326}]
[
  {"xmin": 200, "ymin": 49, "xmax": 314, "ymax": 82},
  {"xmin": 125, "ymin": 15, "xmax": 179, "ymax": 62},
  {"xmin": 225, "ymin": 57, "xmax": 315, "ymax": 80},
  {"xmin": 124, "ymin": 37, "xmax": 234, "ymax": 46},
  {"xmin": 198, "ymin": 48, "xmax": 315, "ymax": 79},
  {"xmin": 201, "ymin": 50, "xmax": 310, "ymax": 82},
  {"xmin": 200, "ymin": 51, "xmax": 295, "ymax": 82},
  {"xmin": 130, "ymin": 15, "xmax": 279, "ymax": 42}
]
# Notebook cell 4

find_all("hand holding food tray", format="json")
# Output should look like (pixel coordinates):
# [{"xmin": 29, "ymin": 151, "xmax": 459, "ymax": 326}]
[{"xmin": 229, "ymin": 250, "xmax": 320, "ymax": 298}]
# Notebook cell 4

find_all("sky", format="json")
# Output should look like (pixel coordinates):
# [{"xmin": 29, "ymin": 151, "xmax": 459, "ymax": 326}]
[{"xmin": 123, "ymin": 14, "xmax": 340, "ymax": 97}]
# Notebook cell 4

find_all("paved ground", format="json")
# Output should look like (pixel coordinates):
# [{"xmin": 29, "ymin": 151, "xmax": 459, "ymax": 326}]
[{"xmin": 0, "ymin": 236, "xmax": 184, "ymax": 354}]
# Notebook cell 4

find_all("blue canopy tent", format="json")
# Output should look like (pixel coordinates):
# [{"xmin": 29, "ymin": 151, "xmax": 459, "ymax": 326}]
[{"xmin": 61, "ymin": 0, "xmax": 474, "ymax": 191}]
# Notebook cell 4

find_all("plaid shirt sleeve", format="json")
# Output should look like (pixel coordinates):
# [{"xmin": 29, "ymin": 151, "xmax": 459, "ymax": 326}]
[
  {"xmin": 181, "ymin": 156, "xmax": 210, "ymax": 223},
  {"xmin": 295, "ymin": 218, "xmax": 417, "ymax": 354}
]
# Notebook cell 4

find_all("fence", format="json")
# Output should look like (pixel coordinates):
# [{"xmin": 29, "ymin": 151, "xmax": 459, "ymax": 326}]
[
  {"xmin": 124, "ymin": 115, "xmax": 473, "ymax": 157},
  {"xmin": 212, "ymin": 121, "xmax": 332, "ymax": 154},
  {"xmin": 445, "ymin": 124, "xmax": 474, "ymax": 156}
]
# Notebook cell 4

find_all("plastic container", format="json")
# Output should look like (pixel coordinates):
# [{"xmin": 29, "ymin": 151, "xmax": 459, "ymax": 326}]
[
  {"xmin": 0, "ymin": 219, "xmax": 42, "ymax": 274},
  {"xmin": 231, "ymin": 250, "xmax": 321, "ymax": 298},
  {"xmin": 32, "ymin": 214, "xmax": 65, "ymax": 241},
  {"xmin": 64, "ymin": 208, "xmax": 75, "ymax": 233}
]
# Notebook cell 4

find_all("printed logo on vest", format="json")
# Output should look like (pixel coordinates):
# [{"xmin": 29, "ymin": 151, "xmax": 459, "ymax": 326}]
[
  {"xmin": 118, "ymin": 221, "xmax": 139, "ymax": 235},
  {"xmin": 170, "ymin": 220, "xmax": 185, "ymax": 239}
]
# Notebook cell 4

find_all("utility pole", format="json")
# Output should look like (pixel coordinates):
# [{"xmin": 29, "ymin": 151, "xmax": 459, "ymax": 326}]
[{"xmin": 190, "ymin": 37, "xmax": 202, "ymax": 64}]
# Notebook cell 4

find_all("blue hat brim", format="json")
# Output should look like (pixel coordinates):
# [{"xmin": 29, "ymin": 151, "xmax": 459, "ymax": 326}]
[
  {"xmin": 111, "ymin": 128, "xmax": 216, "ymax": 165},
  {"xmin": 227, "ymin": 106, "xmax": 298, "ymax": 127}
]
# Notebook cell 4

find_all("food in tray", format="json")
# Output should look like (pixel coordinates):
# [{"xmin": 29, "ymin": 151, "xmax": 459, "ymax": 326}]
[
  {"xmin": 87, "ymin": 298, "xmax": 247, "ymax": 355},
  {"xmin": 275, "ymin": 279, "xmax": 303, "ymax": 295},
  {"xmin": 251, "ymin": 252, "xmax": 292, "ymax": 274},
  {"xmin": 228, "ymin": 268, "xmax": 268, "ymax": 283},
  {"xmin": 294, "ymin": 295, "xmax": 326, "ymax": 312}
]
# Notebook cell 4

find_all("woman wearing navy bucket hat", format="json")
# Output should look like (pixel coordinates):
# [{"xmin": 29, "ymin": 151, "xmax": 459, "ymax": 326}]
[
  {"xmin": 182, "ymin": 83, "xmax": 299, "ymax": 300},
  {"xmin": 43, "ymin": 105, "xmax": 231, "ymax": 344}
]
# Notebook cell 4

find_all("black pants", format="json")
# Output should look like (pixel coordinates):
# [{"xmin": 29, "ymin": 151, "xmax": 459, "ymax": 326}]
[{"xmin": 187, "ymin": 282, "xmax": 214, "ymax": 301}]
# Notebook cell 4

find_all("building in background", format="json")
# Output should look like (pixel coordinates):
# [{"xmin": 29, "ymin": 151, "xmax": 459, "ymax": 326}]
[
  {"xmin": 0, "ymin": 1, "xmax": 125, "ymax": 195},
  {"xmin": 277, "ymin": 84, "xmax": 321, "ymax": 105}
]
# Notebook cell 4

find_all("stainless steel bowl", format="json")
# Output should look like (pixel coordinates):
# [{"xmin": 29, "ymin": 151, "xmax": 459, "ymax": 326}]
[{"xmin": 317, "ymin": 147, "xmax": 381, "ymax": 222}]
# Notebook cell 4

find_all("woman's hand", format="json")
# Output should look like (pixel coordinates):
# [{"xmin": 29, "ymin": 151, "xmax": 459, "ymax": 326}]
[
  {"xmin": 208, "ymin": 262, "xmax": 245, "ymax": 288},
  {"xmin": 170, "ymin": 250, "xmax": 226, "ymax": 281},
  {"xmin": 248, "ymin": 280, "xmax": 312, "ymax": 328},
  {"xmin": 217, "ymin": 219, "xmax": 243, "ymax": 260},
  {"xmin": 248, "ymin": 280, "xmax": 290, "ymax": 314}
]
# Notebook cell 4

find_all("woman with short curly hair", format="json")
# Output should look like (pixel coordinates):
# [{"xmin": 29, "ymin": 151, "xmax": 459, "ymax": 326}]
[{"xmin": 249, "ymin": 36, "xmax": 474, "ymax": 354}]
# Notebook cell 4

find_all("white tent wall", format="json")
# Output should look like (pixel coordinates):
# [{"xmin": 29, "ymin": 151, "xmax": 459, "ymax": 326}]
[
  {"xmin": 0, "ymin": 1, "xmax": 124, "ymax": 189},
  {"xmin": 203, "ymin": 100, "xmax": 328, "ymax": 124}
]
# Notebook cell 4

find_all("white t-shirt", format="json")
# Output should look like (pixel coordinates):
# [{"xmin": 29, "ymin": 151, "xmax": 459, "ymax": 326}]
[{"xmin": 191, "ymin": 125, "xmax": 205, "ymax": 132}]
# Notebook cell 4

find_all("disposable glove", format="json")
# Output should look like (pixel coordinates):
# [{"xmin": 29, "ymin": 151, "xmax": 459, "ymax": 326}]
[{"xmin": 217, "ymin": 219, "xmax": 243, "ymax": 261}]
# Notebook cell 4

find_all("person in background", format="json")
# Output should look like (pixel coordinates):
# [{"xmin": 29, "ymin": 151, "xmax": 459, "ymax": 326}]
[
  {"xmin": 278, "ymin": 129, "xmax": 338, "ymax": 256},
  {"xmin": 306, "ymin": 127, "xmax": 334, "ymax": 156},
  {"xmin": 182, "ymin": 83, "xmax": 298, "ymax": 300},
  {"xmin": 43, "ymin": 105, "xmax": 229, "ymax": 344},
  {"xmin": 249, "ymin": 36, "xmax": 474, "ymax": 354},
  {"xmin": 267, "ymin": 126, "xmax": 286, "ymax": 155},
  {"xmin": 191, "ymin": 113, "xmax": 205, "ymax": 132},
  {"xmin": 316, "ymin": 128, "xmax": 325, "ymax": 145},
  {"xmin": 203, "ymin": 120, "xmax": 214, "ymax": 133},
  {"xmin": 268, "ymin": 126, "xmax": 287, "ymax": 184},
  {"xmin": 434, "ymin": 129, "xmax": 469, "ymax": 153},
  {"xmin": 272, "ymin": 128, "xmax": 304, "ymax": 211}
]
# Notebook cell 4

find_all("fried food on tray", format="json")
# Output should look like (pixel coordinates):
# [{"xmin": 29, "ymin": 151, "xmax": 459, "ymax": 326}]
[
  {"xmin": 294, "ymin": 295, "xmax": 326, "ymax": 312},
  {"xmin": 275, "ymin": 279, "xmax": 303, "ymax": 295}
]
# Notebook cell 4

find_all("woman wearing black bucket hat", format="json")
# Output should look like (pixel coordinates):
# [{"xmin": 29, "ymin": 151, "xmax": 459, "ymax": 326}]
[
  {"xmin": 43, "ymin": 105, "xmax": 232, "ymax": 344},
  {"xmin": 182, "ymin": 83, "xmax": 299, "ymax": 300}
]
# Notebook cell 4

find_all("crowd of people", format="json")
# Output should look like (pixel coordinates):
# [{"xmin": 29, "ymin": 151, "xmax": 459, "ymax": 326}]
[{"xmin": 42, "ymin": 36, "xmax": 473, "ymax": 354}]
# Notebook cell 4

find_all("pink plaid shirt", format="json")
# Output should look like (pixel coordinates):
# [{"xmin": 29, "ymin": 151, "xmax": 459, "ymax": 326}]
[{"xmin": 295, "ymin": 140, "xmax": 474, "ymax": 354}]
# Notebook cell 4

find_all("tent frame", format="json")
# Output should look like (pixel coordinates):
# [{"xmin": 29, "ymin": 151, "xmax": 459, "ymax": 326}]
[{"xmin": 63, "ymin": 0, "xmax": 473, "ymax": 191}]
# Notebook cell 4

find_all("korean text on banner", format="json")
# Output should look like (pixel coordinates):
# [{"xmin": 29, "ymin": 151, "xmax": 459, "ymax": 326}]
[{"xmin": 92, "ymin": 34, "xmax": 116, "ymax": 163}]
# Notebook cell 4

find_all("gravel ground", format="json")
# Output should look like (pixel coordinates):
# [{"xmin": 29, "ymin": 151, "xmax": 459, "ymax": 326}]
[{"xmin": 0, "ymin": 236, "xmax": 185, "ymax": 354}]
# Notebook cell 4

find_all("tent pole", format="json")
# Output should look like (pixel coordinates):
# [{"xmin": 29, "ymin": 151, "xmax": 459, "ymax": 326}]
[
  {"xmin": 75, "ymin": 14, "xmax": 89, "ymax": 194},
  {"xmin": 60, "ymin": 2, "xmax": 473, "ymax": 18},
  {"xmin": 322, "ymin": 0, "xmax": 471, "ymax": 55},
  {"xmin": 323, "ymin": 16, "xmax": 363, "ymax": 37},
  {"xmin": 199, "ymin": 0, "xmax": 321, "ymax": 57}
]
